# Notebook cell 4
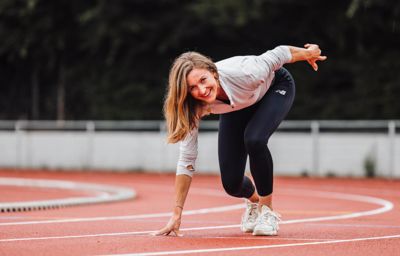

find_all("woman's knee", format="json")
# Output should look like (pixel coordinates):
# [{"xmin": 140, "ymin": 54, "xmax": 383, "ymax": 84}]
[
  {"xmin": 221, "ymin": 177, "xmax": 243, "ymax": 197},
  {"xmin": 244, "ymin": 136, "xmax": 268, "ymax": 155}
]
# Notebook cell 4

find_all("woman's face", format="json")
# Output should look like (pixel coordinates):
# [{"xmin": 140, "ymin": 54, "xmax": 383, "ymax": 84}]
[{"xmin": 186, "ymin": 68, "xmax": 219, "ymax": 104}]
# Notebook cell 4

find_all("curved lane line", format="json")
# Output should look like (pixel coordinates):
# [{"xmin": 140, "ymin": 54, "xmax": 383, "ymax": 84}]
[
  {"xmin": 0, "ymin": 190, "xmax": 394, "ymax": 243},
  {"xmin": 0, "ymin": 189, "xmax": 393, "ymax": 227},
  {"xmin": 0, "ymin": 178, "xmax": 135, "ymax": 211},
  {"xmin": 281, "ymin": 189, "xmax": 394, "ymax": 224}
]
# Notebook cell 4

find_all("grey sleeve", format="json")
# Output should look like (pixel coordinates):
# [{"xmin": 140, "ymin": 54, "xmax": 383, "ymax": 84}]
[
  {"xmin": 176, "ymin": 127, "xmax": 199, "ymax": 177},
  {"xmin": 258, "ymin": 46, "xmax": 292, "ymax": 72},
  {"xmin": 232, "ymin": 46, "xmax": 292, "ymax": 87}
]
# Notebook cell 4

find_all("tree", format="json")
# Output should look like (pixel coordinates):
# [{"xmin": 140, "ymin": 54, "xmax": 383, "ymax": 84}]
[{"xmin": 1, "ymin": 0, "xmax": 399, "ymax": 120}]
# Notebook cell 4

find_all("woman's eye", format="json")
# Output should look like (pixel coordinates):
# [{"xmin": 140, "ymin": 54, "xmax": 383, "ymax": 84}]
[{"xmin": 200, "ymin": 78, "xmax": 206, "ymax": 83}]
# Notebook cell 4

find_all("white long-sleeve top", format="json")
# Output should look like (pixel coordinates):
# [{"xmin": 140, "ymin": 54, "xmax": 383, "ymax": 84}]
[{"xmin": 176, "ymin": 46, "xmax": 292, "ymax": 176}]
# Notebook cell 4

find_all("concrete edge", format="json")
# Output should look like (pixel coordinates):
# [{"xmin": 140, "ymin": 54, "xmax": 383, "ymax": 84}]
[{"xmin": 0, "ymin": 178, "xmax": 136, "ymax": 213}]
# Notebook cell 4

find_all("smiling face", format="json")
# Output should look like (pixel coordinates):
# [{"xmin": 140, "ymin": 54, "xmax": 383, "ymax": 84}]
[
  {"xmin": 164, "ymin": 51, "xmax": 219, "ymax": 143},
  {"xmin": 186, "ymin": 68, "xmax": 219, "ymax": 104}
]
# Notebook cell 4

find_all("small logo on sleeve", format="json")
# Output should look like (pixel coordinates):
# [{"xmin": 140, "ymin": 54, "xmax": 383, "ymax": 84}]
[{"xmin": 275, "ymin": 90, "xmax": 286, "ymax": 95}]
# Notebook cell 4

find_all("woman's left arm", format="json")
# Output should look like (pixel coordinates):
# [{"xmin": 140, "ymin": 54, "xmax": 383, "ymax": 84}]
[{"xmin": 288, "ymin": 44, "xmax": 327, "ymax": 71}]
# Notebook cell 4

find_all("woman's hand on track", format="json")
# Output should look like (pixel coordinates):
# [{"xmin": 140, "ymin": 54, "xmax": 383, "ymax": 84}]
[{"xmin": 152, "ymin": 214, "xmax": 183, "ymax": 237}]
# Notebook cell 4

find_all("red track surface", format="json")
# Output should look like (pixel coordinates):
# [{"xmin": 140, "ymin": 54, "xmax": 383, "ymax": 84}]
[{"xmin": 0, "ymin": 169, "xmax": 399, "ymax": 256}]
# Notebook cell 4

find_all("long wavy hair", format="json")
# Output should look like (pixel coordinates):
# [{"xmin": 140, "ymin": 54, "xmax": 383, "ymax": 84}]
[{"xmin": 164, "ymin": 51, "xmax": 218, "ymax": 143}]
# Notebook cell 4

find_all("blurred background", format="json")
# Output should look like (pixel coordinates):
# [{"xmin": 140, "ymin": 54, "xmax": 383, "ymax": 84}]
[{"xmin": 0, "ymin": 0, "xmax": 399, "ymax": 178}]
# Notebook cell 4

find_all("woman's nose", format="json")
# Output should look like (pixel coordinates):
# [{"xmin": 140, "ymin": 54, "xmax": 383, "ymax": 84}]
[{"xmin": 198, "ymin": 85, "xmax": 206, "ymax": 95}]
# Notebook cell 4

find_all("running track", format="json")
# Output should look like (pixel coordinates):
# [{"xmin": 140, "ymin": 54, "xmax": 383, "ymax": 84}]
[{"xmin": 0, "ymin": 169, "xmax": 399, "ymax": 256}]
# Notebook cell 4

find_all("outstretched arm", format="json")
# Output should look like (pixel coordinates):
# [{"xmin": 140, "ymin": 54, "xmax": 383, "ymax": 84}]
[
  {"xmin": 153, "ymin": 174, "xmax": 192, "ymax": 236},
  {"xmin": 288, "ymin": 44, "xmax": 327, "ymax": 71}
]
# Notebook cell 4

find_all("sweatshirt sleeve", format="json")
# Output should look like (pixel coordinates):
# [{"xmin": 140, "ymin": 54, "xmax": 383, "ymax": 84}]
[
  {"xmin": 258, "ymin": 45, "xmax": 292, "ymax": 72},
  {"xmin": 239, "ymin": 46, "xmax": 292, "ymax": 79},
  {"xmin": 176, "ymin": 127, "xmax": 199, "ymax": 177},
  {"xmin": 217, "ymin": 46, "xmax": 292, "ymax": 90}
]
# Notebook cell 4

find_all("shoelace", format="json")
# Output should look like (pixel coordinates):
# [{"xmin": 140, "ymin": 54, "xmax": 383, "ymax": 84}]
[
  {"xmin": 245, "ymin": 204, "xmax": 258, "ymax": 222},
  {"xmin": 258, "ymin": 210, "xmax": 282, "ymax": 227}
]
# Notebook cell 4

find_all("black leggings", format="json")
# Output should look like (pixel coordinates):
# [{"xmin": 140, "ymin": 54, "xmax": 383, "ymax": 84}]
[{"xmin": 218, "ymin": 67, "xmax": 295, "ymax": 198}]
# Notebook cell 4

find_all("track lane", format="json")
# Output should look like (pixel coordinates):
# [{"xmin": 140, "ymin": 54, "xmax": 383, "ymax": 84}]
[{"xmin": 0, "ymin": 170, "xmax": 399, "ymax": 256}]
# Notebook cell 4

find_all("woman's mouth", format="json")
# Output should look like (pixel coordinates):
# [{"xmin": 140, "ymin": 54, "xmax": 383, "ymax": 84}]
[{"xmin": 203, "ymin": 89, "xmax": 211, "ymax": 98}]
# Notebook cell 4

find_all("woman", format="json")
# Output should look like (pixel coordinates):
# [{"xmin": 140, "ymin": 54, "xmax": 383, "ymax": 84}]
[{"xmin": 154, "ymin": 44, "xmax": 327, "ymax": 236}]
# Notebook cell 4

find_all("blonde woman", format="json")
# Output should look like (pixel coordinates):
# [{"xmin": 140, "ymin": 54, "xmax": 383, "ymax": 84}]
[{"xmin": 154, "ymin": 44, "xmax": 327, "ymax": 236}]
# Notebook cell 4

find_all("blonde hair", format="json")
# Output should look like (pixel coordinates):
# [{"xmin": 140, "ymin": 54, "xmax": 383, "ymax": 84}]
[{"xmin": 164, "ymin": 51, "xmax": 218, "ymax": 143}]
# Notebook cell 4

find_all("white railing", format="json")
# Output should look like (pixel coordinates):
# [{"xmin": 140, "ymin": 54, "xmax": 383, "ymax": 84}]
[
  {"xmin": 0, "ymin": 120, "xmax": 398, "ymax": 178},
  {"xmin": 1, "ymin": 120, "xmax": 397, "ymax": 131}
]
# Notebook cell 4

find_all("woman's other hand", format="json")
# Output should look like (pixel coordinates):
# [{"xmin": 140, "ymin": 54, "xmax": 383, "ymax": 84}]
[{"xmin": 304, "ymin": 43, "xmax": 327, "ymax": 71}]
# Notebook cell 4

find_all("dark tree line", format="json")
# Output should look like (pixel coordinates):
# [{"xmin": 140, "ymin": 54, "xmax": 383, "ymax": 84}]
[{"xmin": 1, "ymin": 0, "xmax": 399, "ymax": 120}]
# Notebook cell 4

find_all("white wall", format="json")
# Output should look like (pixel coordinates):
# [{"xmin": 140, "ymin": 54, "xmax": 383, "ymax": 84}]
[{"xmin": 0, "ymin": 131, "xmax": 398, "ymax": 178}]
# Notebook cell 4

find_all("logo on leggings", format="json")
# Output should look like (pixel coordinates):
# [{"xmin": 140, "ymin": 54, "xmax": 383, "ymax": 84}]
[{"xmin": 275, "ymin": 90, "xmax": 286, "ymax": 95}]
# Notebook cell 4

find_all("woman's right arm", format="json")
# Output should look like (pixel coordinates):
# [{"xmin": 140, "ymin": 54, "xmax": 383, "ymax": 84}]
[
  {"xmin": 153, "ymin": 128, "xmax": 199, "ymax": 236},
  {"xmin": 153, "ymin": 174, "xmax": 192, "ymax": 236}
]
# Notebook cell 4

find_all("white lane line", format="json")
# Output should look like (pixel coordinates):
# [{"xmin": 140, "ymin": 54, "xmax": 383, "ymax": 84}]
[
  {"xmin": 0, "ymin": 178, "xmax": 135, "ymax": 212},
  {"xmin": 0, "ymin": 224, "xmax": 240, "ymax": 242},
  {"xmin": 0, "ymin": 189, "xmax": 394, "ymax": 244},
  {"xmin": 0, "ymin": 230, "xmax": 151, "ymax": 242},
  {"xmin": 0, "ymin": 204, "xmax": 244, "ymax": 226},
  {"xmin": 282, "ymin": 192, "xmax": 393, "ymax": 225},
  {"xmin": 0, "ymin": 229, "xmax": 336, "ymax": 243},
  {"xmin": 184, "ymin": 236, "xmax": 337, "ymax": 242},
  {"xmin": 102, "ymin": 234, "xmax": 400, "ymax": 256},
  {"xmin": 307, "ymin": 223, "xmax": 400, "ymax": 229},
  {"xmin": 0, "ymin": 189, "xmax": 392, "ymax": 227}
]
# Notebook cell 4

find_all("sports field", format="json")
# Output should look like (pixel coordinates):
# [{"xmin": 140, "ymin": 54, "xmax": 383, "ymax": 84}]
[{"xmin": 0, "ymin": 169, "xmax": 399, "ymax": 256}]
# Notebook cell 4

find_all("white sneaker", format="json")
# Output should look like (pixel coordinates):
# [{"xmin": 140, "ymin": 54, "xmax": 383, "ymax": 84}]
[
  {"xmin": 252, "ymin": 205, "xmax": 281, "ymax": 236},
  {"xmin": 240, "ymin": 200, "xmax": 258, "ymax": 233}
]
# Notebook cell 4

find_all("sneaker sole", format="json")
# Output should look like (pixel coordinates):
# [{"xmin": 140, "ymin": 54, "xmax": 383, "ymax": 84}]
[
  {"xmin": 252, "ymin": 229, "xmax": 277, "ymax": 236},
  {"xmin": 241, "ymin": 227, "xmax": 254, "ymax": 233}
]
